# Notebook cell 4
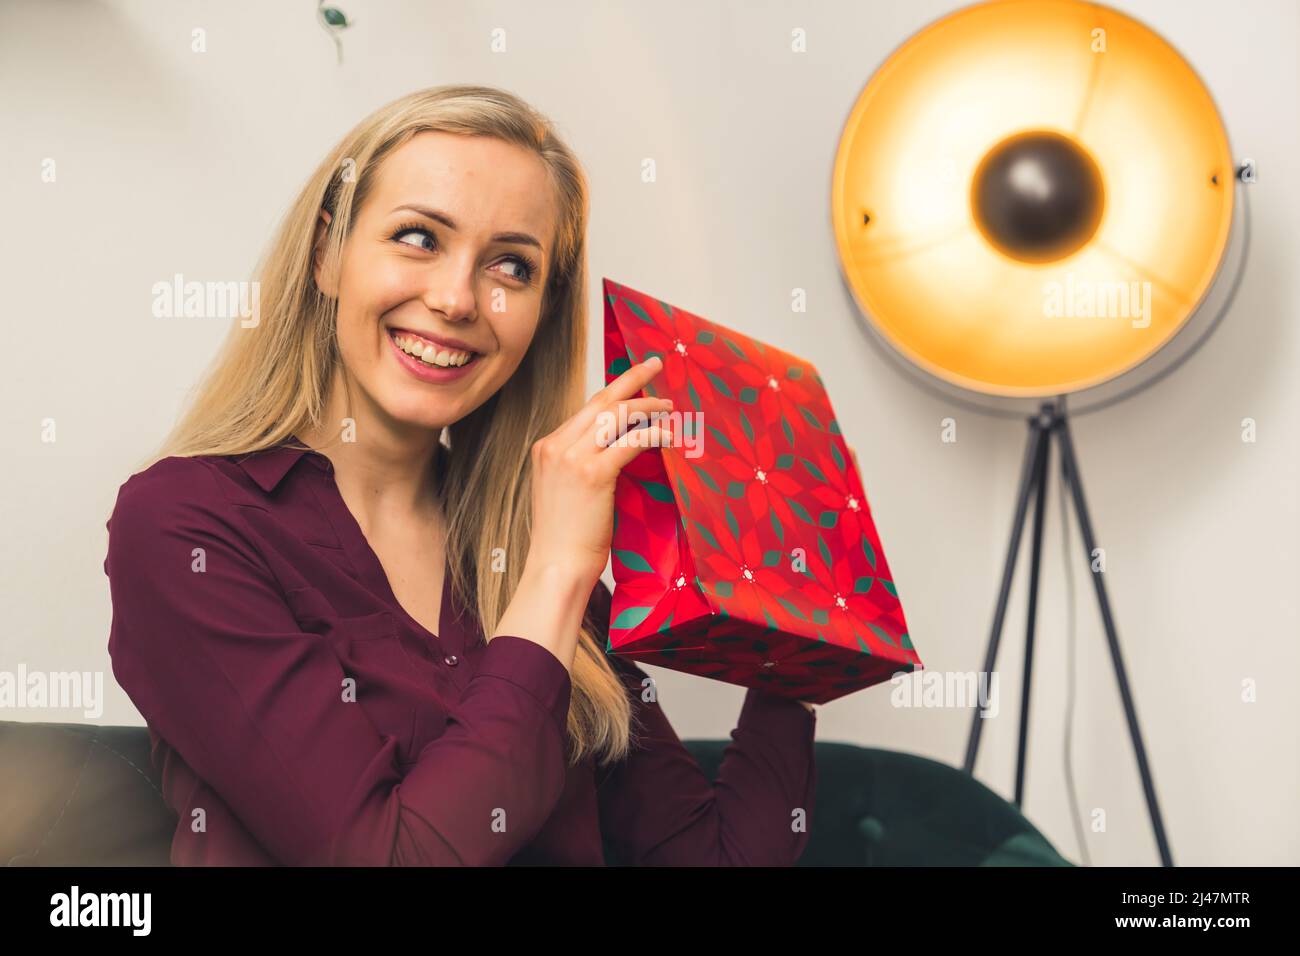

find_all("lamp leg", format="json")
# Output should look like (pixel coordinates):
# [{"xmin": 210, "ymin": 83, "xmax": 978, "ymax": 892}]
[
  {"xmin": 1056, "ymin": 412, "xmax": 1175, "ymax": 867},
  {"xmin": 964, "ymin": 413, "xmax": 1049, "ymax": 775},
  {"xmin": 1014, "ymin": 407, "xmax": 1053, "ymax": 808}
]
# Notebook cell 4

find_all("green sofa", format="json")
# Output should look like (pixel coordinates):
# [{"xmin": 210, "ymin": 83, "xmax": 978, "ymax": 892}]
[{"xmin": 0, "ymin": 721, "xmax": 1072, "ymax": 866}]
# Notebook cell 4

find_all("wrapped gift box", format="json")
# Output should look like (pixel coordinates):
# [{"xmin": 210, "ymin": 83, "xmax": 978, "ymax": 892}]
[{"xmin": 602, "ymin": 277, "xmax": 921, "ymax": 704}]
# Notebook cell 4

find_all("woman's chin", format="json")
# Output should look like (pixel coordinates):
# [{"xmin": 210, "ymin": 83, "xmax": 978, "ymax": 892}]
[{"xmin": 388, "ymin": 410, "xmax": 456, "ymax": 434}]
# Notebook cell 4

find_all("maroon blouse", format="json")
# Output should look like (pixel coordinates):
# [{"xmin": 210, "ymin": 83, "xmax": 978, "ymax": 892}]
[{"xmin": 104, "ymin": 437, "xmax": 817, "ymax": 866}]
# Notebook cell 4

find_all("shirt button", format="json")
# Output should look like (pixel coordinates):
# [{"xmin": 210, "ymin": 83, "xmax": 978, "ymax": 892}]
[{"xmin": 443, "ymin": 654, "xmax": 459, "ymax": 667}]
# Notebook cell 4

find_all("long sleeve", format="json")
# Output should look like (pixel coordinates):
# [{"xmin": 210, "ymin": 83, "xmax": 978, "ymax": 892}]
[
  {"xmin": 105, "ymin": 458, "xmax": 572, "ymax": 866},
  {"xmin": 590, "ymin": 583, "xmax": 818, "ymax": 866}
]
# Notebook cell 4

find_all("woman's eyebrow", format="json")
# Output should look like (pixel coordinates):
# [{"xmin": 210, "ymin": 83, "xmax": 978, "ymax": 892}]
[{"xmin": 389, "ymin": 203, "xmax": 543, "ymax": 251}]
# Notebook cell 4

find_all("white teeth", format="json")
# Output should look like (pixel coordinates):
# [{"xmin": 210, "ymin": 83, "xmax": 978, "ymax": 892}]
[{"xmin": 393, "ymin": 332, "xmax": 473, "ymax": 368}]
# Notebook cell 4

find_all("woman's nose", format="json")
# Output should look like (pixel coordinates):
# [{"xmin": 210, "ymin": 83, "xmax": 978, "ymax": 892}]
[{"xmin": 421, "ymin": 261, "xmax": 477, "ymax": 323}]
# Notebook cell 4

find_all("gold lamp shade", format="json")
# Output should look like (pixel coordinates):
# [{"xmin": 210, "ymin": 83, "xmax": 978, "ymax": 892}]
[{"xmin": 831, "ymin": 0, "xmax": 1235, "ymax": 397}]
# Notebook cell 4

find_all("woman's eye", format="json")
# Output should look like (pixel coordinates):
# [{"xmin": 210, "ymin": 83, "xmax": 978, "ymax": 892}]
[
  {"xmin": 394, "ymin": 228, "xmax": 436, "ymax": 252},
  {"xmin": 391, "ymin": 225, "xmax": 533, "ymax": 282},
  {"xmin": 497, "ymin": 257, "xmax": 532, "ymax": 282}
]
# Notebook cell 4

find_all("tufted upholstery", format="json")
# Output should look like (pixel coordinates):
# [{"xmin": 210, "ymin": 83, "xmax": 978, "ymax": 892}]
[
  {"xmin": 662, "ymin": 740, "xmax": 1073, "ymax": 866},
  {"xmin": 0, "ymin": 721, "xmax": 1071, "ymax": 866}
]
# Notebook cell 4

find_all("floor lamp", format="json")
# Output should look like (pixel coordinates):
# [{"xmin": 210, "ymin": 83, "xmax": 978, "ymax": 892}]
[{"xmin": 830, "ymin": 0, "xmax": 1252, "ymax": 867}]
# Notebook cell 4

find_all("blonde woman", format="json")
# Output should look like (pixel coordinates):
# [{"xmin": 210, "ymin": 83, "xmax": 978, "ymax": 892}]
[{"xmin": 105, "ymin": 84, "xmax": 816, "ymax": 866}]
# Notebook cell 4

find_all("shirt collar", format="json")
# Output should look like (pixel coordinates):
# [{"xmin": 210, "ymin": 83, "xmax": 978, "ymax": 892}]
[{"xmin": 234, "ymin": 434, "xmax": 332, "ymax": 493}]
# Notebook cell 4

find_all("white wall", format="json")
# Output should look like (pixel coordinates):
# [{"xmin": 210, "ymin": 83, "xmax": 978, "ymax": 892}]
[{"xmin": 1, "ymin": 0, "xmax": 1295, "ymax": 866}]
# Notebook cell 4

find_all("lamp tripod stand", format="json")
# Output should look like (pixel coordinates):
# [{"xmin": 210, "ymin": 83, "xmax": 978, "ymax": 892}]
[{"xmin": 962, "ymin": 398, "xmax": 1174, "ymax": 868}]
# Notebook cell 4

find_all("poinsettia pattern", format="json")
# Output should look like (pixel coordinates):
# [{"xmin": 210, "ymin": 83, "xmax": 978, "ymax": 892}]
[
  {"xmin": 708, "ymin": 333, "xmax": 840, "ymax": 460},
  {"xmin": 602, "ymin": 278, "xmax": 920, "ymax": 704}
]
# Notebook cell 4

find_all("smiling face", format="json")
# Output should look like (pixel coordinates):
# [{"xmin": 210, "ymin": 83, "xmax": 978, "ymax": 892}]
[{"xmin": 314, "ymin": 131, "xmax": 559, "ymax": 434}]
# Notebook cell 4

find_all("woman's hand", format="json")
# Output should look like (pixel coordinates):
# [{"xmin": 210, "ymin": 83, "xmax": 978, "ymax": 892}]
[
  {"xmin": 494, "ymin": 356, "xmax": 672, "ymax": 671},
  {"xmin": 524, "ymin": 355, "xmax": 672, "ymax": 591}
]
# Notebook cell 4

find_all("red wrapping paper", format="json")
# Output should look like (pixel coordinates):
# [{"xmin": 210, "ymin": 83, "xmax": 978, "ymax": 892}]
[{"xmin": 602, "ymin": 277, "xmax": 921, "ymax": 704}]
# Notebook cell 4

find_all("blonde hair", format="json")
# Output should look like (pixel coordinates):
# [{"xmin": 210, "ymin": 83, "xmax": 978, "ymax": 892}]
[{"xmin": 144, "ymin": 84, "xmax": 637, "ymax": 767}]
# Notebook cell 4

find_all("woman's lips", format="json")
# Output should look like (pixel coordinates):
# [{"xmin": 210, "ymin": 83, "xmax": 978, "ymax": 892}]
[
  {"xmin": 387, "ymin": 329, "xmax": 481, "ymax": 383},
  {"xmin": 389, "ymin": 326, "xmax": 478, "ymax": 358}
]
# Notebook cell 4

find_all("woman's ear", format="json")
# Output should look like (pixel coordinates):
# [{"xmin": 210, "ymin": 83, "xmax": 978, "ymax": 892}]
[{"xmin": 313, "ymin": 209, "xmax": 337, "ymax": 298}]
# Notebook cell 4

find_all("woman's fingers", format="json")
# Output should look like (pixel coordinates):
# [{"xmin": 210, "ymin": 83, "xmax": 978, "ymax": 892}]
[
  {"xmin": 592, "ymin": 397, "xmax": 675, "ymax": 449},
  {"xmin": 552, "ymin": 356, "xmax": 666, "ymax": 449},
  {"xmin": 599, "ymin": 422, "xmax": 674, "ymax": 474},
  {"xmin": 598, "ymin": 355, "xmax": 665, "ymax": 406}
]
